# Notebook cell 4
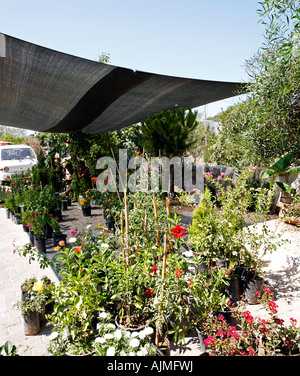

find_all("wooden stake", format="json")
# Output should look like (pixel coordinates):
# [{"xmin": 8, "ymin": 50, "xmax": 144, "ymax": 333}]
[
  {"xmin": 144, "ymin": 204, "xmax": 149, "ymax": 242},
  {"xmin": 155, "ymin": 231, "xmax": 168, "ymax": 348},
  {"xmin": 124, "ymin": 189, "xmax": 130, "ymax": 265},
  {"xmin": 165, "ymin": 197, "xmax": 173, "ymax": 252},
  {"xmin": 152, "ymin": 196, "xmax": 160, "ymax": 249},
  {"xmin": 120, "ymin": 211, "xmax": 126, "ymax": 264},
  {"xmin": 162, "ymin": 231, "xmax": 168, "ymax": 281},
  {"xmin": 133, "ymin": 197, "xmax": 137, "ymax": 245}
]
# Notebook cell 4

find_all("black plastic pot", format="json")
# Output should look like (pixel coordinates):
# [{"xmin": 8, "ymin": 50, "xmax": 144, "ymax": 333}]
[
  {"xmin": 23, "ymin": 223, "xmax": 29, "ymax": 233},
  {"xmin": 28, "ymin": 231, "xmax": 34, "ymax": 247},
  {"xmin": 82, "ymin": 206, "xmax": 91, "ymax": 217},
  {"xmin": 52, "ymin": 209, "xmax": 62, "ymax": 221},
  {"xmin": 44, "ymin": 224, "xmax": 53, "ymax": 239},
  {"xmin": 61, "ymin": 200, "xmax": 68, "ymax": 211},
  {"xmin": 243, "ymin": 270, "xmax": 264, "ymax": 304},
  {"xmin": 33, "ymin": 234, "xmax": 46, "ymax": 253},
  {"xmin": 226, "ymin": 273, "xmax": 243, "ymax": 303}
]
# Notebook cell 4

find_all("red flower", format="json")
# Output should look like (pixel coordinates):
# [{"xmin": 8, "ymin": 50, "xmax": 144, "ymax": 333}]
[
  {"xmin": 74, "ymin": 246, "xmax": 82, "ymax": 253},
  {"xmin": 143, "ymin": 288, "xmax": 154, "ymax": 298},
  {"xmin": 91, "ymin": 177, "xmax": 98, "ymax": 182},
  {"xmin": 171, "ymin": 224, "xmax": 186, "ymax": 238},
  {"xmin": 243, "ymin": 310, "xmax": 253, "ymax": 324},
  {"xmin": 175, "ymin": 269, "xmax": 183, "ymax": 278},
  {"xmin": 152, "ymin": 265, "xmax": 158, "ymax": 276},
  {"xmin": 268, "ymin": 301, "xmax": 278, "ymax": 313}
]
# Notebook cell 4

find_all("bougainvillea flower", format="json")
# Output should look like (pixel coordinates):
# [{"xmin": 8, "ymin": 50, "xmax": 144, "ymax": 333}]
[
  {"xmin": 171, "ymin": 224, "xmax": 186, "ymax": 238},
  {"xmin": 74, "ymin": 246, "xmax": 82, "ymax": 253},
  {"xmin": 70, "ymin": 230, "xmax": 77, "ymax": 236},
  {"xmin": 59, "ymin": 240, "xmax": 65, "ymax": 247}
]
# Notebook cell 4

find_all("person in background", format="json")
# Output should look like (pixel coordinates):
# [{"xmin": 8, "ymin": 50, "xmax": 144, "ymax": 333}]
[{"xmin": 78, "ymin": 160, "xmax": 92, "ymax": 189}]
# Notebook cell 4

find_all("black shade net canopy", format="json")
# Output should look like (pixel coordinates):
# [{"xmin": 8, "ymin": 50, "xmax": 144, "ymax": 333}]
[{"xmin": 0, "ymin": 33, "xmax": 246, "ymax": 134}]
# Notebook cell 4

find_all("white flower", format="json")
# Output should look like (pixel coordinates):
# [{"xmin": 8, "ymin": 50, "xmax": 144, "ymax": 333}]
[
  {"xmin": 106, "ymin": 346, "xmax": 115, "ymax": 356},
  {"xmin": 99, "ymin": 311, "xmax": 108, "ymax": 319},
  {"xmin": 136, "ymin": 350, "xmax": 144, "ymax": 356},
  {"xmin": 101, "ymin": 243, "xmax": 109, "ymax": 248},
  {"xmin": 143, "ymin": 327, "xmax": 154, "ymax": 335},
  {"xmin": 131, "ymin": 331, "xmax": 139, "ymax": 338},
  {"xmin": 128, "ymin": 352, "xmax": 135, "ymax": 356},
  {"xmin": 140, "ymin": 346, "xmax": 148, "ymax": 355},
  {"xmin": 86, "ymin": 224, "xmax": 92, "ymax": 229},
  {"xmin": 138, "ymin": 330, "xmax": 146, "ymax": 340},
  {"xmin": 106, "ymin": 323, "xmax": 116, "ymax": 329},
  {"xmin": 129, "ymin": 338, "xmax": 140, "ymax": 348},
  {"xmin": 49, "ymin": 332, "xmax": 59, "ymax": 341},
  {"xmin": 114, "ymin": 329, "xmax": 122, "ymax": 340},
  {"xmin": 183, "ymin": 250, "xmax": 194, "ymax": 258},
  {"xmin": 104, "ymin": 333, "xmax": 114, "ymax": 340},
  {"xmin": 68, "ymin": 237, "xmax": 76, "ymax": 243},
  {"xmin": 95, "ymin": 337, "xmax": 106, "ymax": 344}
]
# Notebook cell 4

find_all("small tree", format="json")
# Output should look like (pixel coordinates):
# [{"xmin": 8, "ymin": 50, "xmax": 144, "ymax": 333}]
[
  {"xmin": 243, "ymin": 0, "xmax": 300, "ymax": 162},
  {"xmin": 140, "ymin": 108, "xmax": 198, "ymax": 193}
]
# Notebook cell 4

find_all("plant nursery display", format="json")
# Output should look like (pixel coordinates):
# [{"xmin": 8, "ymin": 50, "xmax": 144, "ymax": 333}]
[{"xmin": 12, "ymin": 161, "xmax": 299, "ymax": 357}]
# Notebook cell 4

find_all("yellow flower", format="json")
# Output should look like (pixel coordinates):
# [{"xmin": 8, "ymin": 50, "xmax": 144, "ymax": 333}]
[
  {"xmin": 79, "ymin": 198, "xmax": 86, "ymax": 206},
  {"xmin": 54, "ymin": 246, "xmax": 61, "ymax": 252},
  {"xmin": 32, "ymin": 281, "xmax": 44, "ymax": 292}
]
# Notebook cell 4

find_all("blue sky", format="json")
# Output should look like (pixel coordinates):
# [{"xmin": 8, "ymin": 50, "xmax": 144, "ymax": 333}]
[{"xmin": 1, "ymin": 0, "xmax": 265, "ymax": 118}]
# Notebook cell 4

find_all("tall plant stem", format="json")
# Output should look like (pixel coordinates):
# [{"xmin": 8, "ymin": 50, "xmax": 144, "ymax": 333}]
[
  {"xmin": 124, "ymin": 189, "xmax": 130, "ymax": 266},
  {"xmin": 155, "ymin": 231, "xmax": 168, "ymax": 348},
  {"xmin": 152, "ymin": 196, "xmax": 161, "ymax": 261}
]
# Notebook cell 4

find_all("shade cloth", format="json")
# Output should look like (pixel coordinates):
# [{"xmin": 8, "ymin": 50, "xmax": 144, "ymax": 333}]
[{"xmin": 0, "ymin": 33, "xmax": 246, "ymax": 134}]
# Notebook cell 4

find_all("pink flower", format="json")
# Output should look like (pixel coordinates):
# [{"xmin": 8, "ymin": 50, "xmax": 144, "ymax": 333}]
[
  {"xmin": 204, "ymin": 336, "xmax": 214, "ymax": 346},
  {"xmin": 217, "ymin": 175, "xmax": 222, "ymax": 181},
  {"xmin": 70, "ymin": 230, "xmax": 77, "ymax": 236},
  {"xmin": 248, "ymin": 348, "xmax": 255, "ymax": 355}
]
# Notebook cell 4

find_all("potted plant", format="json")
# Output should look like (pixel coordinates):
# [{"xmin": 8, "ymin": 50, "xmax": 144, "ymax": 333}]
[
  {"xmin": 50, "ymin": 216, "xmax": 67, "ymax": 247},
  {"xmin": 92, "ymin": 311, "xmax": 156, "ymax": 356},
  {"xmin": 14, "ymin": 291, "xmax": 45, "ymax": 336},
  {"xmin": 281, "ymin": 195, "xmax": 300, "ymax": 226},
  {"xmin": 46, "ymin": 243, "xmax": 105, "ymax": 355},
  {"xmin": 58, "ymin": 194, "xmax": 69, "ymax": 211},
  {"xmin": 201, "ymin": 287, "xmax": 300, "ymax": 356}
]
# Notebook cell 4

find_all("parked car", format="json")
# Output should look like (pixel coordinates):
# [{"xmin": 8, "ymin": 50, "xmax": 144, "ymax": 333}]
[{"xmin": 0, "ymin": 144, "xmax": 37, "ymax": 184}]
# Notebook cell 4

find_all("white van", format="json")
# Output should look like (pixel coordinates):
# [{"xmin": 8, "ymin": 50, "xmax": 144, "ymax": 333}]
[{"xmin": 0, "ymin": 144, "xmax": 37, "ymax": 184}]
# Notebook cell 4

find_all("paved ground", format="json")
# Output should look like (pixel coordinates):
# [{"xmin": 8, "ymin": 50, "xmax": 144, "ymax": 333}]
[{"xmin": 0, "ymin": 202, "xmax": 300, "ymax": 356}]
